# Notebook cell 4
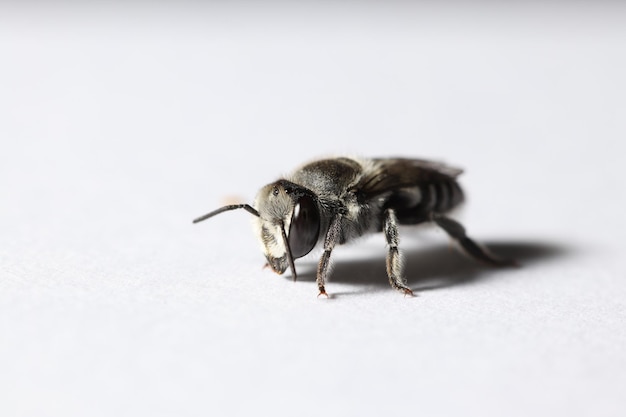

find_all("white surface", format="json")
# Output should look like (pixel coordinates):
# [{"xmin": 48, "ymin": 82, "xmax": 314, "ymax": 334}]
[{"xmin": 1, "ymin": 3, "xmax": 626, "ymax": 417}]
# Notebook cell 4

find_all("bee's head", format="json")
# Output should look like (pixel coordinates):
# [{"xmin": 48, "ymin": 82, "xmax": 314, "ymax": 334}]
[
  {"xmin": 192, "ymin": 180, "xmax": 321, "ymax": 280},
  {"xmin": 253, "ymin": 180, "xmax": 321, "ymax": 278}
]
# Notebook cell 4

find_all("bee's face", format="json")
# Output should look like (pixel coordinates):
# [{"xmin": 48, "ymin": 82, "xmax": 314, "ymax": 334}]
[{"xmin": 253, "ymin": 181, "xmax": 321, "ymax": 275}]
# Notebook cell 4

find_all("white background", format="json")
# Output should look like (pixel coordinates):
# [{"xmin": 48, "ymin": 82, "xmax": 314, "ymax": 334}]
[{"xmin": 1, "ymin": 3, "xmax": 625, "ymax": 416}]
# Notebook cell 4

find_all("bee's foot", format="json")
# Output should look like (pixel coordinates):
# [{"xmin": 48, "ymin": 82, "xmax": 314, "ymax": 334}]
[
  {"xmin": 317, "ymin": 287, "xmax": 329, "ymax": 298},
  {"xmin": 401, "ymin": 287, "xmax": 415, "ymax": 297}
]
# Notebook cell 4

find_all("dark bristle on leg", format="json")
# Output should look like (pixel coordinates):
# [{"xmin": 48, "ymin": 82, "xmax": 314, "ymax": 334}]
[{"xmin": 431, "ymin": 214, "xmax": 519, "ymax": 267}]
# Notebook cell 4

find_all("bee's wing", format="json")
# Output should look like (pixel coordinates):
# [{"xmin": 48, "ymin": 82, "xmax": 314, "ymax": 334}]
[{"xmin": 357, "ymin": 158, "xmax": 463, "ymax": 198}]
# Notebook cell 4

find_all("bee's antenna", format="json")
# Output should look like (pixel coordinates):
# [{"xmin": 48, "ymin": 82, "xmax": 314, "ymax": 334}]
[
  {"xmin": 279, "ymin": 220, "xmax": 298, "ymax": 282},
  {"xmin": 192, "ymin": 204, "xmax": 260, "ymax": 224}
]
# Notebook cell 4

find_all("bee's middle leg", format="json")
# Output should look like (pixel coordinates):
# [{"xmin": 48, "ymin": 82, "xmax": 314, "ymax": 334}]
[{"xmin": 383, "ymin": 208, "xmax": 414, "ymax": 296}]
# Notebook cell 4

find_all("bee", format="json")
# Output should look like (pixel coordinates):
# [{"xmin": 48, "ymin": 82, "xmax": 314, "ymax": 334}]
[{"xmin": 193, "ymin": 157, "xmax": 515, "ymax": 297}]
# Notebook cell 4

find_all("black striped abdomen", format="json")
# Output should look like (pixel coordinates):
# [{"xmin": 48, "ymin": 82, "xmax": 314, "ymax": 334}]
[
  {"xmin": 386, "ymin": 177, "xmax": 464, "ymax": 225},
  {"xmin": 422, "ymin": 177, "xmax": 464, "ymax": 213}
]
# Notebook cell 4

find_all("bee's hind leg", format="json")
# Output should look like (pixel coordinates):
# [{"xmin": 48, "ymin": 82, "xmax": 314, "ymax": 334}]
[
  {"xmin": 383, "ymin": 209, "xmax": 415, "ymax": 296},
  {"xmin": 430, "ymin": 213, "xmax": 518, "ymax": 267}
]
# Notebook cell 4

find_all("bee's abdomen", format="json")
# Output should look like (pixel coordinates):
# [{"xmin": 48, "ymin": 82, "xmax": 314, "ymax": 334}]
[
  {"xmin": 423, "ymin": 178, "xmax": 464, "ymax": 213},
  {"xmin": 388, "ymin": 177, "xmax": 464, "ymax": 225}
]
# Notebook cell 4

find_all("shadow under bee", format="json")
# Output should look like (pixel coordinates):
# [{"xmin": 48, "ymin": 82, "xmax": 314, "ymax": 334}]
[{"xmin": 294, "ymin": 240, "xmax": 569, "ymax": 296}]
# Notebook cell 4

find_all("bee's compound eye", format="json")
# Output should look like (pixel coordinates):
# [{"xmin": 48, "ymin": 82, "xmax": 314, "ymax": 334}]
[{"xmin": 288, "ymin": 195, "xmax": 320, "ymax": 259}]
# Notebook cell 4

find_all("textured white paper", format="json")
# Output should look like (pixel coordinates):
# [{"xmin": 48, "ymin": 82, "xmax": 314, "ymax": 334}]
[{"xmin": 1, "ymin": 3, "xmax": 625, "ymax": 417}]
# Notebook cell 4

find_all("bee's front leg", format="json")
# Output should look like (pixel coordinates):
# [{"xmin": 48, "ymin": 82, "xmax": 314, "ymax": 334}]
[
  {"xmin": 383, "ymin": 208, "xmax": 415, "ymax": 296},
  {"xmin": 316, "ymin": 214, "xmax": 342, "ymax": 297}
]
